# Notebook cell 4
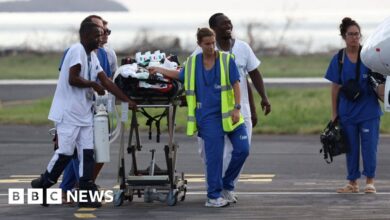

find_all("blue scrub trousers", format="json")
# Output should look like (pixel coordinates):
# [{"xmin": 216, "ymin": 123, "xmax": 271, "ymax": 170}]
[
  {"xmin": 60, "ymin": 158, "xmax": 79, "ymax": 191},
  {"xmin": 342, "ymin": 117, "xmax": 380, "ymax": 181},
  {"xmin": 201, "ymin": 124, "xmax": 249, "ymax": 199}
]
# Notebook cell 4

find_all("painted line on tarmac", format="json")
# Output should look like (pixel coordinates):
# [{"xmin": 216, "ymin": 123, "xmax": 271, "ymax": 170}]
[
  {"xmin": 112, "ymin": 173, "xmax": 275, "ymax": 189},
  {"xmin": 183, "ymin": 174, "xmax": 274, "ymax": 183},
  {"xmin": 74, "ymin": 213, "xmax": 96, "ymax": 219},
  {"xmin": 78, "ymin": 208, "xmax": 97, "ymax": 212},
  {"xmin": 10, "ymin": 175, "xmax": 40, "ymax": 178},
  {"xmin": 0, "ymin": 175, "xmax": 63, "ymax": 184}
]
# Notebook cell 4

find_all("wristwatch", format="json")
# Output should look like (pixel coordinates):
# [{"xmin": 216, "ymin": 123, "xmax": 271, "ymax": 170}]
[{"xmin": 234, "ymin": 104, "xmax": 241, "ymax": 110}]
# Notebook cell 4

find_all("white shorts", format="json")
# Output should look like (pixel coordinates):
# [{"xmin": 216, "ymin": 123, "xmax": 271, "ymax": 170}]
[{"xmin": 55, "ymin": 123, "xmax": 94, "ymax": 156}]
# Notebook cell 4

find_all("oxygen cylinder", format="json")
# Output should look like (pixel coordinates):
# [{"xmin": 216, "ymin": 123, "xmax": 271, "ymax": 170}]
[{"xmin": 94, "ymin": 104, "xmax": 110, "ymax": 163}]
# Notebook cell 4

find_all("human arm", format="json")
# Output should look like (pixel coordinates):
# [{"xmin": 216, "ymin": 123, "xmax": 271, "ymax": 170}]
[
  {"xmin": 232, "ymin": 81, "xmax": 241, "ymax": 124},
  {"xmin": 247, "ymin": 79, "xmax": 257, "ymax": 127},
  {"xmin": 68, "ymin": 64, "xmax": 105, "ymax": 95},
  {"xmin": 97, "ymin": 72, "xmax": 137, "ymax": 109},
  {"xmin": 248, "ymin": 68, "xmax": 271, "ymax": 115},
  {"xmin": 331, "ymin": 83, "xmax": 341, "ymax": 121},
  {"xmin": 148, "ymin": 66, "xmax": 180, "ymax": 79}
]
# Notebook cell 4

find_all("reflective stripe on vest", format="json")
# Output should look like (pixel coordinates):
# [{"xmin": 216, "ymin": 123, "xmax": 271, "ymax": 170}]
[
  {"xmin": 184, "ymin": 52, "xmax": 244, "ymax": 136},
  {"xmin": 219, "ymin": 52, "xmax": 244, "ymax": 132},
  {"xmin": 184, "ymin": 55, "xmax": 197, "ymax": 136}
]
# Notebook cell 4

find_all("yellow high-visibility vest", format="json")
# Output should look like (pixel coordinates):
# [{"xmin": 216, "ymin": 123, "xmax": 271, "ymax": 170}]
[{"xmin": 184, "ymin": 51, "xmax": 244, "ymax": 136}]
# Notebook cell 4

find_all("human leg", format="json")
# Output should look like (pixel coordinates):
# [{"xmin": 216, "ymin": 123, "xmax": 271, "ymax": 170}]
[
  {"xmin": 202, "ymin": 133, "xmax": 225, "ymax": 200},
  {"xmin": 337, "ymin": 122, "xmax": 360, "ymax": 193},
  {"xmin": 93, "ymin": 163, "xmax": 104, "ymax": 182},
  {"xmin": 360, "ymin": 118, "xmax": 380, "ymax": 193},
  {"xmin": 223, "ymin": 125, "xmax": 250, "ymax": 191},
  {"xmin": 60, "ymin": 150, "xmax": 79, "ymax": 192},
  {"xmin": 31, "ymin": 123, "xmax": 77, "ymax": 206},
  {"xmin": 343, "ymin": 122, "xmax": 361, "ymax": 181},
  {"xmin": 76, "ymin": 125, "xmax": 101, "ymax": 208}
]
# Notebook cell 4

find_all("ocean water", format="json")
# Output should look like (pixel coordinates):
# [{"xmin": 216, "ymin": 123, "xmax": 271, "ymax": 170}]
[{"xmin": 0, "ymin": 0, "xmax": 389, "ymax": 53}]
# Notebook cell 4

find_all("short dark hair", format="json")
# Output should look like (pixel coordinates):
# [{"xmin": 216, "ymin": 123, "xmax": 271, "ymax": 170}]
[
  {"xmin": 209, "ymin": 13, "xmax": 224, "ymax": 28},
  {"xmin": 81, "ymin": 15, "xmax": 103, "ymax": 25},
  {"xmin": 79, "ymin": 22, "xmax": 100, "ymax": 38},
  {"xmin": 197, "ymin": 27, "xmax": 215, "ymax": 42},
  {"xmin": 339, "ymin": 17, "xmax": 361, "ymax": 38}
]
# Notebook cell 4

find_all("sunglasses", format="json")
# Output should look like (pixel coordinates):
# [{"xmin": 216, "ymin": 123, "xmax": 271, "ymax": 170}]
[{"xmin": 104, "ymin": 29, "xmax": 111, "ymax": 36}]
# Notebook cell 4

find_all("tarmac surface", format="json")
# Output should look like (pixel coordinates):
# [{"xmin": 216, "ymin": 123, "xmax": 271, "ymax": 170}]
[{"xmin": 1, "ymin": 125, "xmax": 390, "ymax": 219}]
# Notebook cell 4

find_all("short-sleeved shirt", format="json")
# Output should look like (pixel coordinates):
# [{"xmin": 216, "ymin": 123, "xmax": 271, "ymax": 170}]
[
  {"xmin": 104, "ymin": 46, "xmax": 118, "ymax": 75},
  {"xmin": 179, "ymin": 53, "xmax": 240, "ymax": 137},
  {"xmin": 324, "ymin": 52, "xmax": 382, "ymax": 124},
  {"xmin": 192, "ymin": 39, "xmax": 260, "ymax": 119},
  {"xmin": 60, "ymin": 47, "xmax": 112, "ymax": 78},
  {"xmin": 49, "ymin": 43, "xmax": 103, "ymax": 126}
]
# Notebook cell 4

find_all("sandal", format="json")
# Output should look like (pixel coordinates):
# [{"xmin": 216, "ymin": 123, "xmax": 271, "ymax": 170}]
[
  {"xmin": 337, "ymin": 183, "xmax": 359, "ymax": 193},
  {"xmin": 364, "ymin": 184, "xmax": 376, "ymax": 194},
  {"xmin": 62, "ymin": 192, "xmax": 75, "ymax": 205}
]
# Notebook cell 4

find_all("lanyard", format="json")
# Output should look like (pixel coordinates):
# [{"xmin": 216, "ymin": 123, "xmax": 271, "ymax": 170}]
[{"xmin": 87, "ymin": 55, "xmax": 92, "ymax": 81}]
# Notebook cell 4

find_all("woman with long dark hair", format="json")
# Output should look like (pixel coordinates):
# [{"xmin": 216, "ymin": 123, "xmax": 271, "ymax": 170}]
[{"xmin": 325, "ymin": 17, "xmax": 382, "ymax": 193}]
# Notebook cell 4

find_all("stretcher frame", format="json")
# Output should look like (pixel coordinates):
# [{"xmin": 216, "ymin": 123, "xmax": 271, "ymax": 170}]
[{"xmin": 113, "ymin": 100, "xmax": 187, "ymax": 206}]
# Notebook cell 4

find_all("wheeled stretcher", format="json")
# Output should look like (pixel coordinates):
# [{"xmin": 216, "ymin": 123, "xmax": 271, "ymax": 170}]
[{"xmin": 112, "ymin": 52, "xmax": 187, "ymax": 206}]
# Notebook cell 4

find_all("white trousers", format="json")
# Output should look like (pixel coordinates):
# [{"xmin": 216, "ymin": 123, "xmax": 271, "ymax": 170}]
[{"xmin": 47, "ymin": 123, "xmax": 94, "ymax": 178}]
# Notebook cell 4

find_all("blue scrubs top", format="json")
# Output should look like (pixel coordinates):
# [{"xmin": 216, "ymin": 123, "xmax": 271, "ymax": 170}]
[
  {"xmin": 325, "ymin": 52, "xmax": 382, "ymax": 124},
  {"xmin": 59, "ymin": 47, "xmax": 112, "ymax": 78},
  {"xmin": 179, "ymin": 53, "xmax": 240, "ymax": 137}
]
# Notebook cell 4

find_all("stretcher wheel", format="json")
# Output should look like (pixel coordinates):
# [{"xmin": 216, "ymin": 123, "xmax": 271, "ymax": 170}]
[
  {"xmin": 113, "ymin": 190, "xmax": 124, "ymax": 207},
  {"xmin": 166, "ymin": 189, "xmax": 178, "ymax": 206},
  {"xmin": 128, "ymin": 193, "xmax": 133, "ymax": 202},
  {"xmin": 180, "ymin": 187, "xmax": 187, "ymax": 201}
]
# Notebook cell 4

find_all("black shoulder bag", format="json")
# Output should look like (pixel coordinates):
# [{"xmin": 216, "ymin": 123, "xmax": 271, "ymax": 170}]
[
  {"xmin": 320, "ymin": 117, "xmax": 349, "ymax": 163},
  {"xmin": 338, "ymin": 47, "xmax": 362, "ymax": 101}
]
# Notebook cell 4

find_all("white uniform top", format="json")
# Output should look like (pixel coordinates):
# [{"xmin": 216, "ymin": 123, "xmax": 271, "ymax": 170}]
[
  {"xmin": 104, "ymin": 46, "xmax": 118, "ymax": 74},
  {"xmin": 48, "ymin": 43, "xmax": 103, "ymax": 126},
  {"xmin": 192, "ymin": 39, "xmax": 261, "ymax": 119}
]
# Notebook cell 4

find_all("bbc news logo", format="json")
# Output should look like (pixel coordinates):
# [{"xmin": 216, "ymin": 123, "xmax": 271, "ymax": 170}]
[{"xmin": 8, "ymin": 188, "xmax": 114, "ymax": 204}]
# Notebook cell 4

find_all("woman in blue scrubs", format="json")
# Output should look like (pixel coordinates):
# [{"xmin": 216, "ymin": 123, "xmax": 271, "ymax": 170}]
[
  {"xmin": 325, "ymin": 17, "xmax": 382, "ymax": 193},
  {"xmin": 149, "ymin": 27, "xmax": 249, "ymax": 207}
]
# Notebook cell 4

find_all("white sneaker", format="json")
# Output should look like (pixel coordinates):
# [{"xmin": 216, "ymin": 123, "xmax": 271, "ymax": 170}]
[
  {"xmin": 221, "ymin": 190, "xmax": 237, "ymax": 203},
  {"xmin": 205, "ymin": 197, "xmax": 230, "ymax": 207}
]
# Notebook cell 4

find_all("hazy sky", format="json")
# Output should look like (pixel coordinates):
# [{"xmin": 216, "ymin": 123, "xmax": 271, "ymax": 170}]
[
  {"xmin": 0, "ymin": 0, "xmax": 389, "ymax": 52},
  {"xmin": 116, "ymin": 0, "xmax": 390, "ymax": 23}
]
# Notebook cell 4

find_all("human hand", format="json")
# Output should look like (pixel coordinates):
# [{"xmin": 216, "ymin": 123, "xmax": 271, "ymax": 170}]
[
  {"xmin": 147, "ymin": 66, "xmax": 159, "ymax": 75},
  {"xmin": 251, "ymin": 115, "xmax": 258, "ymax": 127},
  {"xmin": 261, "ymin": 98, "xmax": 271, "ymax": 115},
  {"xmin": 128, "ymin": 100, "xmax": 137, "ymax": 110},
  {"xmin": 92, "ymin": 82, "xmax": 105, "ymax": 95},
  {"xmin": 231, "ymin": 109, "xmax": 240, "ymax": 124}
]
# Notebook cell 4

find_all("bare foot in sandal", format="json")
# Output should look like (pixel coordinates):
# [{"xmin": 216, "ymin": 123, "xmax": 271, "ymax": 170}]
[
  {"xmin": 364, "ymin": 184, "xmax": 376, "ymax": 194},
  {"xmin": 337, "ymin": 182, "xmax": 359, "ymax": 193}
]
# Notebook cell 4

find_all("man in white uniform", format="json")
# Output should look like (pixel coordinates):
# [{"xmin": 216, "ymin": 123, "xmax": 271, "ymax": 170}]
[
  {"xmin": 31, "ymin": 21, "xmax": 136, "ymax": 208},
  {"xmin": 194, "ymin": 13, "xmax": 271, "ymax": 203}
]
